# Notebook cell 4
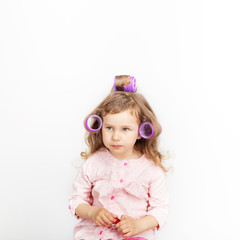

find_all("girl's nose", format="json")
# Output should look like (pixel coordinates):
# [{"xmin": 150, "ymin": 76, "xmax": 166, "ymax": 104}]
[{"xmin": 112, "ymin": 131, "xmax": 120, "ymax": 141}]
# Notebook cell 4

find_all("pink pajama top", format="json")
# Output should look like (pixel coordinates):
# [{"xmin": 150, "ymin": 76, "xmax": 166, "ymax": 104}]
[{"xmin": 69, "ymin": 148, "xmax": 169, "ymax": 240}]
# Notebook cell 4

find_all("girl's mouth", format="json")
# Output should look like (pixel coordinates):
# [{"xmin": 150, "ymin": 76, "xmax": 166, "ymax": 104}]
[{"xmin": 112, "ymin": 145, "xmax": 122, "ymax": 149}]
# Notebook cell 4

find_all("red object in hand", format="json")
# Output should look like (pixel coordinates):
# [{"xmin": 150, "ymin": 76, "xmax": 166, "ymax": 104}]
[{"xmin": 115, "ymin": 218, "xmax": 120, "ymax": 224}]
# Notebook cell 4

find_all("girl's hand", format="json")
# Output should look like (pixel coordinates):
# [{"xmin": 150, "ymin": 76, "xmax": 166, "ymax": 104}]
[
  {"xmin": 115, "ymin": 215, "xmax": 141, "ymax": 238},
  {"xmin": 91, "ymin": 207, "xmax": 118, "ymax": 227}
]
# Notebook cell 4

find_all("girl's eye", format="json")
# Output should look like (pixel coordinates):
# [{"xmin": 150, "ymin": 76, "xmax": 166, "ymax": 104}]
[
  {"xmin": 123, "ymin": 128, "xmax": 130, "ymax": 131},
  {"xmin": 106, "ymin": 127, "xmax": 113, "ymax": 130}
]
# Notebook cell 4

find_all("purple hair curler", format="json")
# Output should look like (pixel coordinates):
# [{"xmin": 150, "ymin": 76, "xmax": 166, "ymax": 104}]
[
  {"xmin": 139, "ymin": 122, "xmax": 154, "ymax": 139},
  {"xmin": 124, "ymin": 76, "xmax": 136, "ymax": 92},
  {"xmin": 114, "ymin": 76, "xmax": 136, "ymax": 92},
  {"xmin": 85, "ymin": 115, "xmax": 102, "ymax": 132}
]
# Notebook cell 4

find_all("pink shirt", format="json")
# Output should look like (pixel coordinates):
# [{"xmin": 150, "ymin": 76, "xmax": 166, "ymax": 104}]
[{"xmin": 69, "ymin": 148, "xmax": 169, "ymax": 240}]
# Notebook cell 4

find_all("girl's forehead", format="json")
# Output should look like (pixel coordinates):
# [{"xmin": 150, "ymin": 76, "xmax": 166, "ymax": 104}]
[{"xmin": 103, "ymin": 109, "xmax": 140, "ymax": 124}]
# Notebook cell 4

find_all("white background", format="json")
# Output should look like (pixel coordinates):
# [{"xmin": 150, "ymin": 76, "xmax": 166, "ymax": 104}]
[{"xmin": 0, "ymin": 1, "xmax": 239, "ymax": 239}]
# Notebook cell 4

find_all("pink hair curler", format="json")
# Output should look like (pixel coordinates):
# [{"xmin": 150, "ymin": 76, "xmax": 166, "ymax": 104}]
[
  {"xmin": 114, "ymin": 76, "xmax": 136, "ymax": 92},
  {"xmin": 85, "ymin": 115, "xmax": 102, "ymax": 132},
  {"xmin": 139, "ymin": 122, "xmax": 154, "ymax": 139}
]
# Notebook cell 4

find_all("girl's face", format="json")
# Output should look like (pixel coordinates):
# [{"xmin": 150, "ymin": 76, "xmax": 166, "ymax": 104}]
[{"xmin": 102, "ymin": 109, "xmax": 142, "ymax": 160}]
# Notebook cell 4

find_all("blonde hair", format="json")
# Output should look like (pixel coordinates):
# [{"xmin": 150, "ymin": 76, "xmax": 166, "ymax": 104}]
[{"xmin": 81, "ymin": 75, "xmax": 169, "ymax": 172}]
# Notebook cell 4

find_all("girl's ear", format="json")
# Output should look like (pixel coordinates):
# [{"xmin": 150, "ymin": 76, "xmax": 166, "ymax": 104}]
[{"xmin": 137, "ymin": 133, "xmax": 142, "ymax": 140}]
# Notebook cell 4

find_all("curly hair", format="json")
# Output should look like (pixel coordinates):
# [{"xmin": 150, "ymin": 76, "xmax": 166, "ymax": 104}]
[{"xmin": 81, "ymin": 75, "xmax": 169, "ymax": 172}]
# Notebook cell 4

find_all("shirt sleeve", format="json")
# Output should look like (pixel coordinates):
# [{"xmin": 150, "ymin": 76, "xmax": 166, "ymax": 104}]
[
  {"xmin": 69, "ymin": 157, "xmax": 94, "ymax": 219},
  {"xmin": 147, "ymin": 167, "xmax": 169, "ymax": 230}
]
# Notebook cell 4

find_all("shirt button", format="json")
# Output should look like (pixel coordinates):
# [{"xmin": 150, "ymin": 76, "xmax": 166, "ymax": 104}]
[
  {"xmin": 111, "ymin": 196, "xmax": 115, "ymax": 200},
  {"xmin": 120, "ymin": 179, "xmax": 124, "ymax": 183},
  {"xmin": 124, "ymin": 162, "xmax": 128, "ymax": 166}
]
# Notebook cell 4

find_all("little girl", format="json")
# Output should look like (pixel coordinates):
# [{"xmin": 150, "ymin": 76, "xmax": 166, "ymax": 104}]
[{"xmin": 69, "ymin": 75, "xmax": 169, "ymax": 240}]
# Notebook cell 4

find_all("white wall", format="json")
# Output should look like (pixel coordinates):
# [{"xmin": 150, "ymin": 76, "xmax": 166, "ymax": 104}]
[{"xmin": 0, "ymin": 1, "xmax": 239, "ymax": 239}]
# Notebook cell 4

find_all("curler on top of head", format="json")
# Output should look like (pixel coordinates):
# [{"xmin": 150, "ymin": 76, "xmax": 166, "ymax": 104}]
[{"xmin": 114, "ymin": 75, "xmax": 136, "ymax": 92}]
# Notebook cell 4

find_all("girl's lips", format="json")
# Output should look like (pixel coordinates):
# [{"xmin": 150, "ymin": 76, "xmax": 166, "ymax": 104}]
[{"xmin": 112, "ymin": 145, "xmax": 122, "ymax": 149}]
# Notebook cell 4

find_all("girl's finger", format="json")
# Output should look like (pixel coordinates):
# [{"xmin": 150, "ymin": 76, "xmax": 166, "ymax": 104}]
[
  {"xmin": 102, "ymin": 215, "xmax": 113, "ymax": 225},
  {"xmin": 116, "ymin": 224, "xmax": 122, "ymax": 232},
  {"xmin": 105, "ymin": 212, "xmax": 116, "ymax": 223},
  {"xmin": 120, "ymin": 223, "xmax": 128, "ymax": 231},
  {"xmin": 119, "ymin": 219, "xmax": 127, "ymax": 225},
  {"xmin": 96, "ymin": 217, "xmax": 105, "ymax": 226},
  {"xmin": 123, "ymin": 232, "xmax": 132, "ymax": 238},
  {"xmin": 112, "ymin": 214, "xmax": 118, "ymax": 218},
  {"xmin": 108, "ymin": 214, "xmax": 118, "ymax": 223},
  {"xmin": 122, "ymin": 226, "xmax": 130, "ymax": 234},
  {"xmin": 115, "ymin": 219, "xmax": 124, "ymax": 228}
]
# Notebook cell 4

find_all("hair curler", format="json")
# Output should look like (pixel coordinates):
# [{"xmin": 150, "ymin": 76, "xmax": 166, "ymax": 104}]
[
  {"xmin": 85, "ymin": 115, "xmax": 102, "ymax": 132},
  {"xmin": 114, "ymin": 76, "xmax": 136, "ymax": 92},
  {"xmin": 139, "ymin": 122, "xmax": 154, "ymax": 139}
]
